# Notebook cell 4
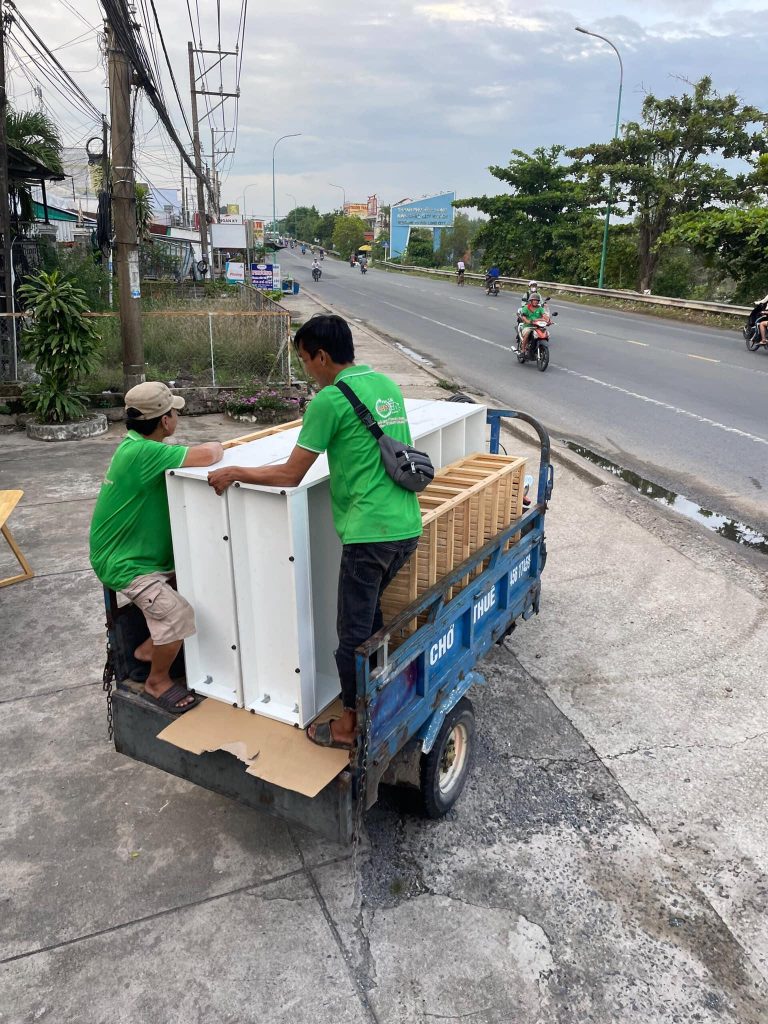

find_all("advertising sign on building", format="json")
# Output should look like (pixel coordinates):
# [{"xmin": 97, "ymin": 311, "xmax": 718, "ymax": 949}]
[
  {"xmin": 219, "ymin": 214, "xmax": 243, "ymax": 224},
  {"xmin": 343, "ymin": 202, "xmax": 369, "ymax": 218},
  {"xmin": 248, "ymin": 219, "xmax": 265, "ymax": 247},
  {"xmin": 226, "ymin": 203, "xmax": 240, "ymax": 215},
  {"xmin": 367, "ymin": 195, "xmax": 378, "ymax": 218}
]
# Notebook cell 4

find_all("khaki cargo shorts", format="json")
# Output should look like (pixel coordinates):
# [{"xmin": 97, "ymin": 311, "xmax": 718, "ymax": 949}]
[{"xmin": 120, "ymin": 572, "xmax": 196, "ymax": 646}]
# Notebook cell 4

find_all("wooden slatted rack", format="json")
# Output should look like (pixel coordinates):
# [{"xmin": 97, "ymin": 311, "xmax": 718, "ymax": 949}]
[{"xmin": 381, "ymin": 453, "xmax": 527, "ymax": 639}]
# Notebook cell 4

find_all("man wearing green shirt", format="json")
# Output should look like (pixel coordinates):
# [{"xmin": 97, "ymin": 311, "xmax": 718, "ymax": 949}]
[
  {"xmin": 208, "ymin": 314, "xmax": 422, "ymax": 748},
  {"xmin": 90, "ymin": 381, "xmax": 224, "ymax": 714}
]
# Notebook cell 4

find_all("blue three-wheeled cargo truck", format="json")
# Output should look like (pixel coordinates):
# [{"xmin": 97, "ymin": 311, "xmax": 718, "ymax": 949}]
[{"xmin": 105, "ymin": 409, "xmax": 552, "ymax": 844}]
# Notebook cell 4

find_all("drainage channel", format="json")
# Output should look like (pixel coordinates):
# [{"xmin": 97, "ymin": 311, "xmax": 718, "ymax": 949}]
[{"xmin": 562, "ymin": 441, "xmax": 768, "ymax": 556}]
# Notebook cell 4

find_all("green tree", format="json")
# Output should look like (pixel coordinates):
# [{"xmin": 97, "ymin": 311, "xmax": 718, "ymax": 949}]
[
  {"xmin": 404, "ymin": 228, "xmax": 436, "ymax": 266},
  {"xmin": 435, "ymin": 213, "xmax": 482, "ymax": 267},
  {"xmin": 456, "ymin": 146, "xmax": 596, "ymax": 281},
  {"xmin": 283, "ymin": 205, "xmax": 321, "ymax": 241},
  {"xmin": 19, "ymin": 270, "xmax": 102, "ymax": 423},
  {"xmin": 661, "ymin": 206, "xmax": 768, "ymax": 303},
  {"xmin": 6, "ymin": 108, "xmax": 64, "ymax": 223},
  {"xmin": 569, "ymin": 77, "xmax": 768, "ymax": 292},
  {"xmin": 135, "ymin": 184, "xmax": 153, "ymax": 241},
  {"xmin": 315, "ymin": 212, "xmax": 338, "ymax": 247},
  {"xmin": 332, "ymin": 215, "xmax": 367, "ymax": 256}
]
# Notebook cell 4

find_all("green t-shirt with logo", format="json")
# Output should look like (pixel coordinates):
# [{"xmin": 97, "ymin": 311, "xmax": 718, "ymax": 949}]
[
  {"xmin": 297, "ymin": 365, "xmax": 423, "ymax": 545},
  {"xmin": 89, "ymin": 432, "xmax": 188, "ymax": 590}
]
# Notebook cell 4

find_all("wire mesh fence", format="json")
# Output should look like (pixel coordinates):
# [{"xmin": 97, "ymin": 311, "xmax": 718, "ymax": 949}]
[{"xmin": 2, "ymin": 285, "xmax": 292, "ymax": 389}]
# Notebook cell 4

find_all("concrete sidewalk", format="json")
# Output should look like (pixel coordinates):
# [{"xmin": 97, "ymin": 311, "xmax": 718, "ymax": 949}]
[{"xmin": 0, "ymin": 290, "xmax": 766, "ymax": 1023}]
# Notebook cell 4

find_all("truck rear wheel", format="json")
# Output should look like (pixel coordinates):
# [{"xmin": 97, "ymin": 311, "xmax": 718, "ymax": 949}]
[{"xmin": 420, "ymin": 698, "xmax": 475, "ymax": 818}]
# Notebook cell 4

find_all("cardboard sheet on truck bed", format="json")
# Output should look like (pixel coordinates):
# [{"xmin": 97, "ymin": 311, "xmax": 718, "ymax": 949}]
[{"xmin": 157, "ymin": 698, "xmax": 350, "ymax": 798}]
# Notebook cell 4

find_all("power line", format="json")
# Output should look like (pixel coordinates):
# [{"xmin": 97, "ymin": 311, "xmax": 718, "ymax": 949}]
[
  {"xmin": 147, "ymin": 0, "xmax": 193, "ymax": 141},
  {"xmin": 7, "ymin": 3, "xmax": 104, "ymax": 124}
]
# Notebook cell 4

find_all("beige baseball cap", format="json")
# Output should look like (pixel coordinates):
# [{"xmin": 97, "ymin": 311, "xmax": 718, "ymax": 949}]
[{"xmin": 124, "ymin": 381, "xmax": 185, "ymax": 420}]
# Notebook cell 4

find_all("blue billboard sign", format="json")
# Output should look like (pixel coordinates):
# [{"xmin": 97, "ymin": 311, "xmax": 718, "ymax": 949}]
[{"xmin": 390, "ymin": 192, "xmax": 455, "ymax": 259}]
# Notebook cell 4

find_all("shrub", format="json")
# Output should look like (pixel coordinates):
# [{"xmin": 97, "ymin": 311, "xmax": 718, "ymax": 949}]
[
  {"xmin": 222, "ymin": 386, "xmax": 307, "ymax": 418},
  {"xmin": 19, "ymin": 270, "xmax": 102, "ymax": 423}
]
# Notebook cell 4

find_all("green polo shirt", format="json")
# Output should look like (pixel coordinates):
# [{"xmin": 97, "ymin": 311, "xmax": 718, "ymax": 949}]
[
  {"xmin": 297, "ymin": 365, "xmax": 423, "ymax": 545},
  {"xmin": 89, "ymin": 432, "xmax": 188, "ymax": 590}
]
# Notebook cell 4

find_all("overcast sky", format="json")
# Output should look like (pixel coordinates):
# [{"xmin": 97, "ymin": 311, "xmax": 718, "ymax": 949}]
[{"xmin": 10, "ymin": 1, "xmax": 767, "ymax": 218}]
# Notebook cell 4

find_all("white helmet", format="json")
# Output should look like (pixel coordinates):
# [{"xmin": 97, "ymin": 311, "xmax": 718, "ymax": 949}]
[{"xmin": 528, "ymin": 280, "xmax": 538, "ymax": 289}]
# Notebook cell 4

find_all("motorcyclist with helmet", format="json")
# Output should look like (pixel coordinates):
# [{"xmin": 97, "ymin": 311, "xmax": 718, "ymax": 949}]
[
  {"xmin": 523, "ymin": 280, "xmax": 539, "ymax": 301},
  {"xmin": 516, "ymin": 292, "xmax": 549, "ymax": 357},
  {"xmin": 311, "ymin": 257, "xmax": 322, "ymax": 281},
  {"xmin": 484, "ymin": 264, "xmax": 501, "ymax": 294}
]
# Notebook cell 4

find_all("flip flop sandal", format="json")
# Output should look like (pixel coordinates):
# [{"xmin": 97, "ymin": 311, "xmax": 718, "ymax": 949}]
[
  {"xmin": 141, "ymin": 683, "xmax": 199, "ymax": 715},
  {"xmin": 307, "ymin": 720, "xmax": 355, "ymax": 750}
]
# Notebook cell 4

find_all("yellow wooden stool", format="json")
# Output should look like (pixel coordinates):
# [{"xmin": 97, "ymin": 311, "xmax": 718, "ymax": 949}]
[{"xmin": 0, "ymin": 490, "xmax": 34, "ymax": 588}]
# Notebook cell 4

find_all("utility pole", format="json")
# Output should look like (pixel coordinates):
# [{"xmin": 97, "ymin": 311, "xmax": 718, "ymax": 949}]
[
  {"xmin": 187, "ymin": 42, "xmax": 209, "ymax": 265},
  {"xmin": 107, "ymin": 24, "xmax": 144, "ymax": 392},
  {"xmin": 0, "ymin": 0, "xmax": 16, "ymax": 381}
]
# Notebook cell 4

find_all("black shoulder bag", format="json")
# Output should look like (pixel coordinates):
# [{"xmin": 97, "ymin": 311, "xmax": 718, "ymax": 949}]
[{"xmin": 335, "ymin": 380, "xmax": 434, "ymax": 492}]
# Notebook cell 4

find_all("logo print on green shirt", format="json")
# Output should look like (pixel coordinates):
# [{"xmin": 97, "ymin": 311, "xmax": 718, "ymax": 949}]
[{"xmin": 375, "ymin": 397, "xmax": 400, "ymax": 418}]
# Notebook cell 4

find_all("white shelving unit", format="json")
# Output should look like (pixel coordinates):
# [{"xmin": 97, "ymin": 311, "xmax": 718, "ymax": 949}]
[{"xmin": 166, "ymin": 400, "xmax": 487, "ymax": 726}]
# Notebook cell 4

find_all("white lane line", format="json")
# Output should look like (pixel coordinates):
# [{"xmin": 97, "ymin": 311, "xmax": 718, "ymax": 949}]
[
  {"xmin": 574, "ymin": 328, "xmax": 596, "ymax": 334},
  {"xmin": 376, "ymin": 298, "xmax": 510, "ymax": 350},
  {"xmin": 688, "ymin": 353, "xmax": 720, "ymax": 364},
  {"xmin": 625, "ymin": 339, "xmax": 648, "ymax": 347},
  {"xmin": 445, "ymin": 295, "xmax": 485, "ymax": 308},
  {"xmin": 558, "ymin": 366, "xmax": 768, "ymax": 446}
]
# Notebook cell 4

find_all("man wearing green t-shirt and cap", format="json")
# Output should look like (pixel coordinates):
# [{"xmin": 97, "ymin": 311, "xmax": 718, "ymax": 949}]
[
  {"xmin": 90, "ymin": 382, "xmax": 224, "ymax": 714},
  {"xmin": 208, "ymin": 314, "xmax": 422, "ymax": 749}
]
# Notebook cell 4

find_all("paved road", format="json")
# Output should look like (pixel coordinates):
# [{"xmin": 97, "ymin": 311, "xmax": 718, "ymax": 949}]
[{"xmin": 286, "ymin": 250, "xmax": 768, "ymax": 532}]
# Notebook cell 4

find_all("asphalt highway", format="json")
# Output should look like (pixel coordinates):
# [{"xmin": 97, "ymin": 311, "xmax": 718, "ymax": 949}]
[{"xmin": 284, "ymin": 249, "xmax": 768, "ymax": 532}]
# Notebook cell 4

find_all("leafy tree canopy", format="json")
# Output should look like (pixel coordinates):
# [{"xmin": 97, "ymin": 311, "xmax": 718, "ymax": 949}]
[
  {"xmin": 568, "ymin": 76, "xmax": 768, "ymax": 291},
  {"xmin": 456, "ymin": 146, "xmax": 598, "ymax": 281},
  {"xmin": 332, "ymin": 215, "xmax": 367, "ymax": 256}
]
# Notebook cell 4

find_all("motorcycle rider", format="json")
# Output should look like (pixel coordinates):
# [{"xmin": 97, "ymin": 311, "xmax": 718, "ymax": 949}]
[
  {"xmin": 523, "ymin": 280, "xmax": 539, "ymax": 301},
  {"xmin": 752, "ymin": 291, "xmax": 768, "ymax": 346},
  {"xmin": 311, "ymin": 257, "xmax": 321, "ymax": 280},
  {"xmin": 485, "ymin": 264, "xmax": 501, "ymax": 292},
  {"xmin": 517, "ymin": 293, "xmax": 549, "ymax": 357},
  {"xmin": 457, "ymin": 258, "xmax": 465, "ymax": 285},
  {"xmin": 359, "ymin": 255, "xmax": 368, "ymax": 274}
]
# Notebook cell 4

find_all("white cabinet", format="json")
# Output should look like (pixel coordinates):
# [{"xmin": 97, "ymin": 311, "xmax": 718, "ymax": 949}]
[{"xmin": 166, "ymin": 400, "xmax": 487, "ymax": 726}]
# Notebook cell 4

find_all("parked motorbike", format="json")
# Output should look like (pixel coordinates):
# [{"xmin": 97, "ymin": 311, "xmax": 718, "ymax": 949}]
[
  {"xmin": 312, "ymin": 267, "xmax": 322, "ymax": 282},
  {"xmin": 516, "ymin": 302, "xmax": 558, "ymax": 371},
  {"xmin": 485, "ymin": 276, "xmax": 500, "ymax": 296}
]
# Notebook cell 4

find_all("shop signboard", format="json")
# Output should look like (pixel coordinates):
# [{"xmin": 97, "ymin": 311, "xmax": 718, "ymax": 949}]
[{"xmin": 250, "ymin": 263, "xmax": 282, "ymax": 289}]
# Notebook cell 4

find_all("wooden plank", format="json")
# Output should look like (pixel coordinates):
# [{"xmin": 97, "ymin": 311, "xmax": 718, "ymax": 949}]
[{"xmin": 0, "ymin": 489, "xmax": 23, "ymax": 529}]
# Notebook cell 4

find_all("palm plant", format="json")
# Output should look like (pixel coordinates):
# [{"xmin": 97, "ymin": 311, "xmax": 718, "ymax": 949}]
[{"xmin": 6, "ymin": 109, "xmax": 64, "ymax": 223}]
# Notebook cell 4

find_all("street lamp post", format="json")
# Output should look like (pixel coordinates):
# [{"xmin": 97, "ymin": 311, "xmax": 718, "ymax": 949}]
[
  {"xmin": 576, "ymin": 26, "xmax": 623, "ymax": 289},
  {"xmin": 329, "ymin": 182, "xmax": 346, "ymax": 214},
  {"xmin": 272, "ymin": 133, "xmax": 302, "ymax": 236}
]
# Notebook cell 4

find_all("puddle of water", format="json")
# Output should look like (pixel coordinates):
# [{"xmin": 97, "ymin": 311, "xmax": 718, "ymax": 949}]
[
  {"xmin": 394, "ymin": 342, "xmax": 434, "ymax": 367},
  {"xmin": 563, "ymin": 441, "xmax": 768, "ymax": 556}
]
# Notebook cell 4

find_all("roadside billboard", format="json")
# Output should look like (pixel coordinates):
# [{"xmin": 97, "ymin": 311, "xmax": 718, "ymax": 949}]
[
  {"xmin": 343, "ymin": 202, "xmax": 369, "ymax": 218},
  {"xmin": 367, "ymin": 195, "xmax": 378, "ymax": 218},
  {"xmin": 250, "ymin": 263, "xmax": 282, "ymax": 290},
  {"xmin": 389, "ymin": 191, "xmax": 455, "ymax": 259}
]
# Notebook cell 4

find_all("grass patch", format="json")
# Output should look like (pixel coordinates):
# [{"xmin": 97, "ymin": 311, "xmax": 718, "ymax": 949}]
[{"xmin": 436, "ymin": 378, "xmax": 460, "ymax": 392}]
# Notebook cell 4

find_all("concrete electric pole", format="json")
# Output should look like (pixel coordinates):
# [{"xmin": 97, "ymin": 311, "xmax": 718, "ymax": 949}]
[
  {"xmin": 0, "ymin": 0, "xmax": 17, "ymax": 380},
  {"xmin": 107, "ymin": 24, "xmax": 144, "ymax": 392}
]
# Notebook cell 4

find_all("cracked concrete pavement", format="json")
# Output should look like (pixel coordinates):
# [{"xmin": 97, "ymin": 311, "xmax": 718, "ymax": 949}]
[{"xmin": 1, "ymin": 289, "xmax": 767, "ymax": 1023}]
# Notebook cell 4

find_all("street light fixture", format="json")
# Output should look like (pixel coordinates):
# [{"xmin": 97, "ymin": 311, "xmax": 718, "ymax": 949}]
[
  {"xmin": 575, "ymin": 25, "xmax": 624, "ymax": 289},
  {"xmin": 329, "ymin": 182, "xmax": 346, "ymax": 214},
  {"xmin": 272, "ymin": 133, "xmax": 302, "ymax": 235}
]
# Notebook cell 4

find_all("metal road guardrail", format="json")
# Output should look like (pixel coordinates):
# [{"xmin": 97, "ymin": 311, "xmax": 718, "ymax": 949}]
[{"xmin": 381, "ymin": 262, "xmax": 751, "ymax": 319}]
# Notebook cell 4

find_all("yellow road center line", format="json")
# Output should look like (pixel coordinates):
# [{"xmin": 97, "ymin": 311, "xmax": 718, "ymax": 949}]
[
  {"xmin": 688, "ymin": 354, "xmax": 720, "ymax": 363},
  {"xmin": 625, "ymin": 339, "xmax": 649, "ymax": 347}
]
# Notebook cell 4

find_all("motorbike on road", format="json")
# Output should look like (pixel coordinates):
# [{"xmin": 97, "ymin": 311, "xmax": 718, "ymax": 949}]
[
  {"xmin": 516, "ymin": 302, "xmax": 558, "ymax": 372},
  {"xmin": 360, "ymin": 261, "xmax": 368, "ymax": 275},
  {"xmin": 485, "ymin": 276, "xmax": 500, "ymax": 296},
  {"xmin": 743, "ymin": 301, "xmax": 768, "ymax": 351},
  {"xmin": 312, "ymin": 266, "xmax": 322, "ymax": 282}
]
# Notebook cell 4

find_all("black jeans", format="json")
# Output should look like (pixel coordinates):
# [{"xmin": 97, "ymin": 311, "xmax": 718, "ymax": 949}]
[{"xmin": 335, "ymin": 537, "xmax": 419, "ymax": 709}]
